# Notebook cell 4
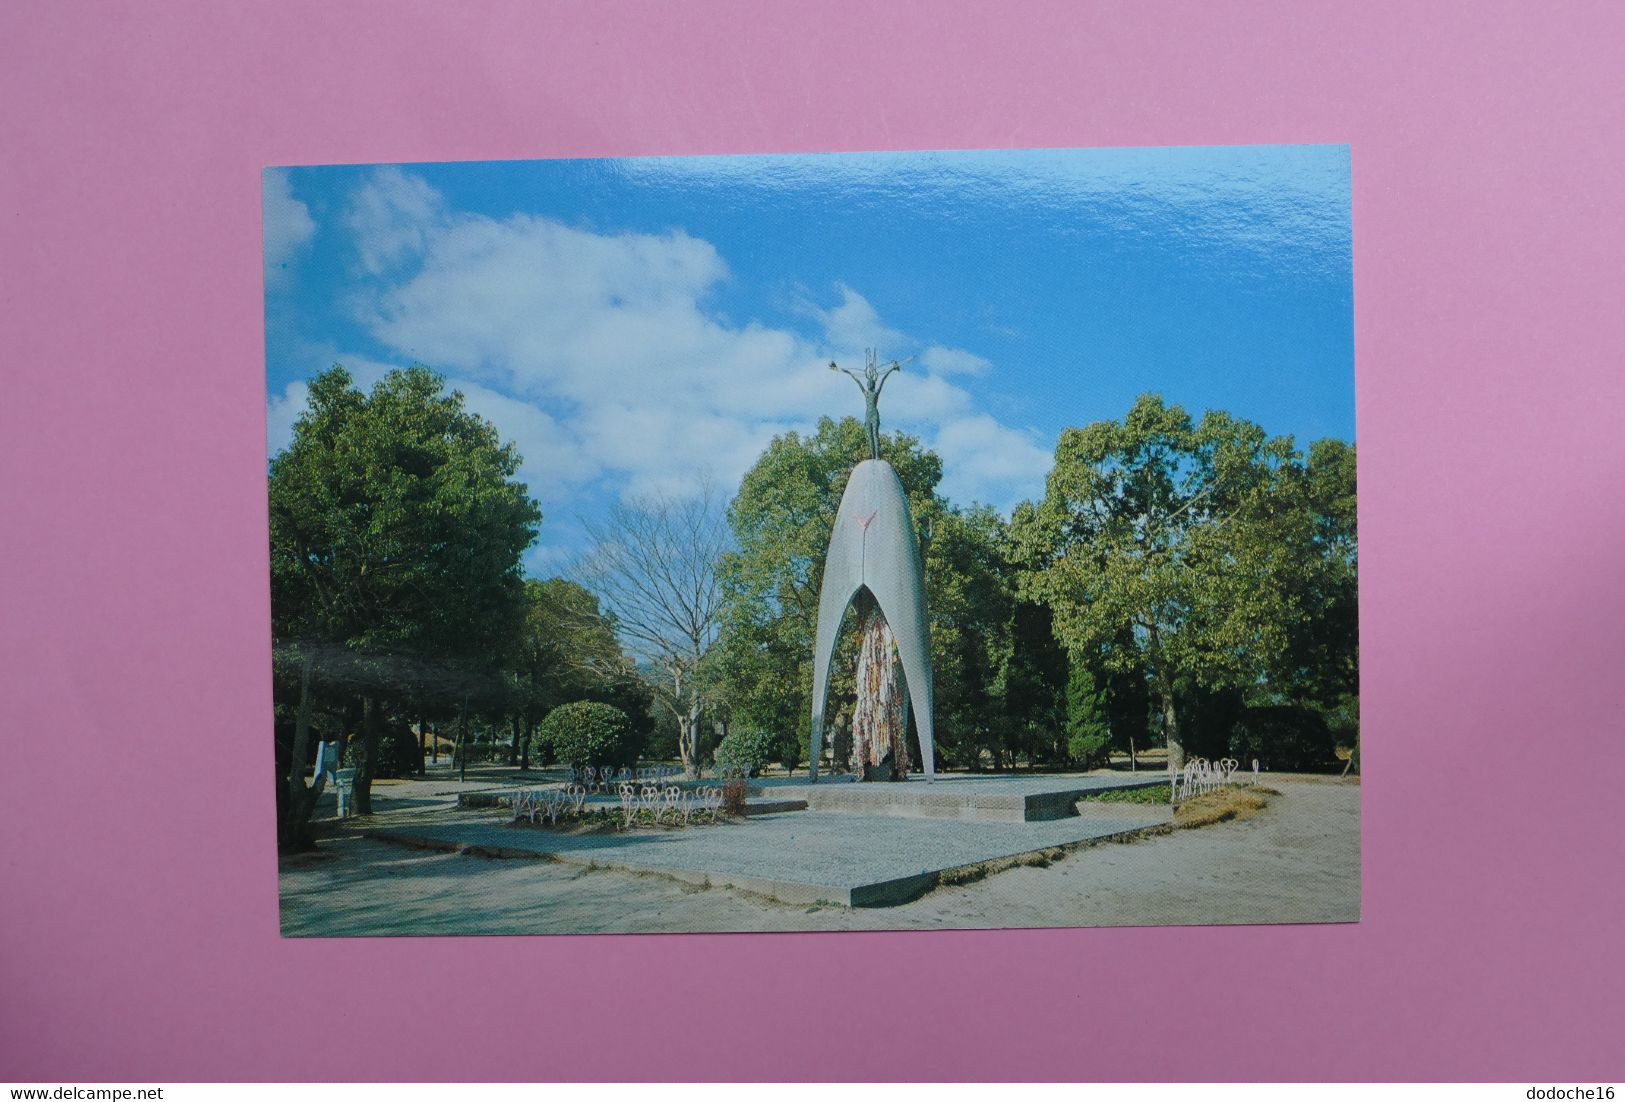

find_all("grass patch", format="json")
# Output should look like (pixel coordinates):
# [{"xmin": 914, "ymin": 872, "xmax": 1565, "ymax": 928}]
[
  {"xmin": 1081, "ymin": 783, "xmax": 1172, "ymax": 804},
  {"xmin": 1173, "ymin": 786, "xmax": 1271, "ymax": 829}
]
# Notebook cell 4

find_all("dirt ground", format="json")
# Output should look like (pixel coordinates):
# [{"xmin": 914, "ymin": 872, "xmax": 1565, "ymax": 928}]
[{"xmin": 278, "ymin": 775, "xmax": 1359, "ymax": 936}]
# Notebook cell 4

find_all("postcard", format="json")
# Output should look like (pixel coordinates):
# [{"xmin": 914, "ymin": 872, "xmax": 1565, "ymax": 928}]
[{"xmin": 266, "ymin": 145, "xmax": 1357, "ymax": 935}]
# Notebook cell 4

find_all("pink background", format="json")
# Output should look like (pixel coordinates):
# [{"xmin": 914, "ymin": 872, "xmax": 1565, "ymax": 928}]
[{"xmin": 3, "ymin": 0, "xmax": 1622, "ymax": 1082}]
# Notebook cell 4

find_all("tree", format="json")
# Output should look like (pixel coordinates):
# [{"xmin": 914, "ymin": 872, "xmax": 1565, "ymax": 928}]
[
  {"xmin": 510, "ymin": 578, "xmax": 637, "ymax": 767},
  {"xmin": 1065, "ymin": 660, "xmax": 1112, "ymax": 767},
  {"xmin": 1275, "ymin": 438, "xmax": 1360, "ymax": 741},
  {"xmin": 925, "ymin": 505, "xmax": 1018, "ymax": 770},
  {"xmin": 714, "ymin": 727, "xmax": 779, "ymax": 776},
  {"xmin": 269, "ymin": 365, "xmax": 540, "ymax": 839},
  {"xmin": 580, "ymin": 484, "xmax": 729, "ymax": 778},
  {"xmin": 1104, "ymin": 632, "xmax": 1152, "ymax": 768},
  {"xmin": 1011, "ymin": 394, "xmax": 1316, "ymax": 772},
  {"xmin": 996, "ymin": 601, "xmax": 1069, "ymax": 769}
]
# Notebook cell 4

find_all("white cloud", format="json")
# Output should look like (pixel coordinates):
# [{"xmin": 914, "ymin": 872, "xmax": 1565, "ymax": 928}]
[
  {"xmin": 449, "ymin": 378, "xmax": 600, "ymax": 506},
  {"xmin": 328, "ymin": 168, "xmax": 1052, "ymax": 518},
  {"xmin": 883, "ymin": 369, "xmax": 974, "ymax": 423},
  {"xmin": 262, "ymin": 169, "xmax": 315, "ymax": 290},
  {"xmin": 347, "ymin": 166, "xmax": 445, "ymax": 275},
  {"xmin": 804, "ymin": 283, "xmax": 908, "ymax": 361},
  {"xmin": 930, "ymin": 415, "xmax": 1054, "ymax": 511},
  {"xmin": 266, "ymin": 379, "xmax": 309, "ymax": 456},
  {"xmin": 920, "ymin": 345, "xmax": 991, "ymax": 377}
]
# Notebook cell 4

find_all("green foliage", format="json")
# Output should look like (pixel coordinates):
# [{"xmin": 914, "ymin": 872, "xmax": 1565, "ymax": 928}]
[
  {"xmin": 342, "ymin": 723, "xmax": 421, "ymax": 778},
  {"xmin": 269, "ymin": 365, "xmax": 542, "ymax": 811},
  {"xmin": 998, "ymin": 602, "xmax": 1070, "ymax": 769},
  {"xmin": 1011, "ymin": 393, "xmax": 1337, "ymax": 768},
  {"xmin": 269, "ymin": 366, "xmax": 540, "ymax": 665},
  {"xmin": 512, "ymin": 579, "xmax": 632, "ymax": 718},
  {"xmin": 537, "ymin": 701, "xmax": 639, "ymax": 770},
  {"xmin": 714, "ymin": 727, "xmax": 779, "ymax": 775},
  {"xmin": 1181, "ymin": 683, "xmax": 1246, "ymax": 762},
  {"xmin": 1228, "ymin": 704, "xmax": 1336, "ymax": 771},
  {"xmin": 641, "ymin": 700, "xmax": 682, "ymax": 763},
  {"xmin": 506, "ymin": 581, "xmax": 653, "ymax": 768},
  {"xmin": 1081, "ymin": 783, "xmax": 1172, "ymax": 804},
  {"xmin": 1272, "ymin": 439, "xmax": 1360, "ymax": 712},
  {"xmin": 1065, "ymin": 661, "xmax": 1111, "ymax": 767},
  {"xmin": 928, "ymin": 505, "xmax": 1019, "ymax": 769},
  {"xmin": 1103, "ymin": 634, "xmax": 1151, "ymax": 758},
  {"xmin": 776, "ymin": 723, "xmax": 805, "ymax": 773},
  {"xmin": 527, "ymin": 727, "xmax": 555, "ymax": 767},
  {"xmin": 715, "ymin": 417, "xmax": 948, "ymax": 765}
]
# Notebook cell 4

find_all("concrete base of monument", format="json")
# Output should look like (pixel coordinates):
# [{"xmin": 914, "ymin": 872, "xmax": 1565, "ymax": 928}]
[
  {"xmin": 784, "ymin": 772, "xmax": 1168, "ymax": 822},
  {"xmin": 369, "ymin": 798, "xmax": 1173, "ymax": 908}
]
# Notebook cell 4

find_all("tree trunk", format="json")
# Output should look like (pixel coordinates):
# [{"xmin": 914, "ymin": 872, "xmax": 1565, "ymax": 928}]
[
  {"xmin": 1145, "ymin": 628, "xmax": 1183, "ymax": 773},
  {"xmin": 354, "ymin": 693, "xmax": 379, "ymax": 816},
  {"xmin": 519, "ymin": 714, "xmax": 531, "ymax": 771},
  {"xmin": 417, "ymin": 710, "xmax": 427, "ymax": 775},
  {"xmin": 687, "ymin": 694, "xmax": 703, "ymax": 774},
  {"xmin": 677, "ymin": 714, "xmax": 695, "ymax": 777},
  {"xmin": 281, "ymin": 649, "xmax": 325, "ymax": 851},
  {"xmin": 510, "ymin": 713, "xmax": 522, "ymax": 767},
  {"xmin": 456, "ymin": 696, "xmax": 469, "ymax": 783},
  {"xmin": 1151, "ymin": 667, "xmax": 1182, "ymax": 773},
  {"xmin": 671, "ymin": 664, "xmax": 701, "ymax": 779}
]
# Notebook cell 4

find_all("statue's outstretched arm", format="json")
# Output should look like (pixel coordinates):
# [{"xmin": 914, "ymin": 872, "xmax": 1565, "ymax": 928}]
[
  {"xmin": 875, "ymin": 362, "xmax": 902, "ymax": 397},
  {"xmin": 836, "ymin": 366, "xmax": 867, "ymax": 395}
]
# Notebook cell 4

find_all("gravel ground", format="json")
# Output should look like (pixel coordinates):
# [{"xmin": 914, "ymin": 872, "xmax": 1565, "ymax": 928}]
[{"xmin": 278, "ymin": 776, "xmax": 1359, "ymax": 936}]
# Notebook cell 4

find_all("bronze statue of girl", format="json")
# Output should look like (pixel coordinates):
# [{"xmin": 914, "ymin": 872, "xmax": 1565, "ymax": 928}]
[{"xmin": 830, "ymin": 349, "xmax": 902, "ymax": 460}]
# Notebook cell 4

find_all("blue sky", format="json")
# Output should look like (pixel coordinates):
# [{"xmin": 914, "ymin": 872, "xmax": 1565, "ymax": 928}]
[{"xmin": 264, "ymin": 145, "xmax": 1352, "ymax": 574}]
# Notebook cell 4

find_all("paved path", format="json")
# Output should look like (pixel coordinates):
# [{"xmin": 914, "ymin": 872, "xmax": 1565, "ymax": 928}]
[
  {"xmin": 279, "ymin": 777, "xmax": 1359, "ymax": 935},
  {"xmin": 777, "ymin": 772, "xmax": 1166, "ymax": 797},
  {"xmin": 369, "ymin": 803, "xmax": 1172, "ymax": 905}
]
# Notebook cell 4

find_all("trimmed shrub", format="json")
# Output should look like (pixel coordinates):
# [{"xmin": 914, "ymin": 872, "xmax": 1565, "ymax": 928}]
[
  {"xmin": 714, "ymin": 727, "xmax": 778, "ymax": 777},
  {"xmin": 540, "ymin": 701, "xmax": 638, "ymax": 771},
  {"xmin": 461, "ymin": 741, "xmax": 514, "ymax": 765}
]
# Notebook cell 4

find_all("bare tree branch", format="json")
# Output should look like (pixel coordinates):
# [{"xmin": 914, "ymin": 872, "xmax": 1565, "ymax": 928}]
[{"xmin": 577, "ymin": 480, "xmax": 730, "ymax": 775}]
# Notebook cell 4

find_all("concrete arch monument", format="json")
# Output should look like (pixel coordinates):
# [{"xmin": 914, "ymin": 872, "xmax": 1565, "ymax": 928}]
[{"xmin": 809, "ymin": 457, "xmax": 935, "ymax": 781}]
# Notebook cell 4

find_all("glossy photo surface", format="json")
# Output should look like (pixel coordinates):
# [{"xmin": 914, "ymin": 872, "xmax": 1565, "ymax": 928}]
[{"xmin": 266, "ymin": 145, "xmax": 1359, "ymax": 937}]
